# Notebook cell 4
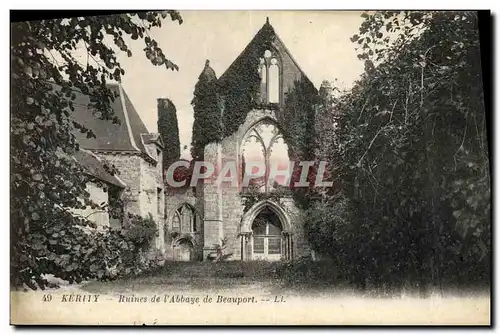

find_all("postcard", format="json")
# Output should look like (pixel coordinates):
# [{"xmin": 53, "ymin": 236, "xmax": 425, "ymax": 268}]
[{"xmin": 10, "ymin": 10, "xmax": 491, "ymax": 325}]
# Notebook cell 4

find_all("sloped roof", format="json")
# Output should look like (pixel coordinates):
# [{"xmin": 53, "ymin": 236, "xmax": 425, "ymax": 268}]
[
  {"xmin": 68, "ymin": 83, "xmax": 152, "ymax": 158},
  {"xmin": 74, "ymin": 149, "xmax": 126, "ymax": 188},
  {"xmin": 141, "ymin": 133, "xmax": 164, "ymax": 148}
]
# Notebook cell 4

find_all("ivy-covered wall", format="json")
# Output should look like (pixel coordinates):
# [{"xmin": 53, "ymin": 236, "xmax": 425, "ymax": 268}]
[
  {"xmin": 189, "ymin": 18, "xmax": 322, "ymax": 260},
  {"xmin": 191, "ymin": 61, "xmax": 223, "ymax": 161}
]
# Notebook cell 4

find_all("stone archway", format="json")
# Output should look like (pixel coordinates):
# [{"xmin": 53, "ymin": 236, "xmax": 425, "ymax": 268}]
[
  {"xmin": 240, "ymin": 199, "xmax": 293, "ymax": 261},
  {"xmin": 172, "ymin": 236, "xmax": 195, "ymax": 262}
]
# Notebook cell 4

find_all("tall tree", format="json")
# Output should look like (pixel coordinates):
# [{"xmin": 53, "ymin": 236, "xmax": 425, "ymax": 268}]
[
  {"xmin": 10, "ymin": 11, "xmax": 183, "ymax": 288},
  {"xmin": 309, "ymin": 11, "xmax": 490, "ymax": 290},
  {"xmin": 157, "ymin": 98, "xmax": 180, "ymax": 170}
]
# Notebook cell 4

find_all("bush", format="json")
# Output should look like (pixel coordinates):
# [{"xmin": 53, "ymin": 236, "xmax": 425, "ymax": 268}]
[
  {"xmin": 275, "ymin": 258, "xmax": 341, "ymax": 286},
  {"xmin": 123, "ymin": 213, "xmax": 157, "ymax": 251},
  {"xmin": 15, "ymin": 212, "xmax": 160, "ymax": 289}
]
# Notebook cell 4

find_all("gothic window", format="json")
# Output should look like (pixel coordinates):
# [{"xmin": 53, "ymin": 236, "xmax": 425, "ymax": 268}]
[
  {"xmin": 259, "ymin": 58, "xmax": 267, "ymax": 103},
  {"xmin": 172, "ymin": 204, "xmax": 197, "ymax": 233},
  {"xmin": 259, "ymin": 49, "xmax": 280, "ymax": 105},
  {"xmin": 269, "ymin": 58, "xmax": 279, "ymax": 103},
  {"xmin": 241, "ymin": 120, "xmax": 290, "ymax": 194}
]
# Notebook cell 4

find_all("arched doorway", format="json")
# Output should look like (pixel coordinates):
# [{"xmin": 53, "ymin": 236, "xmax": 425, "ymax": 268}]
[
  {"xmin": 172, "ymin": 238, "xmax": 194, "ymax": 261},
  {"xmin": 251, "ymin": 207, "xmax": 283, "ymax": 261},
  {"xmin": 240, "ymin": 199, "xmax": 293, "ymax": 261}
]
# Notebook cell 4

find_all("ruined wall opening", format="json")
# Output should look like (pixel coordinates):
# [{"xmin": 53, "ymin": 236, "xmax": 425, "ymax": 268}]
[{"xmin": 240, "ymin": 119, "xmax": 291, "ymax": 194}]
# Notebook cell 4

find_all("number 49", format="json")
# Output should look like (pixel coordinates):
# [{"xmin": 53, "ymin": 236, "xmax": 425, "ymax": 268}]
[{"xmin": 42, "ymin": 294, "xmax": 52, "ymax": 302}]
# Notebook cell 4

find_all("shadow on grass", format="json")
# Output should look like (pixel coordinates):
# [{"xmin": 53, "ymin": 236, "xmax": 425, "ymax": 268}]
[
  {"xmin": 80, "ymin": 260, "xmax": 491, "ymax": 299},
  {"xmin": 81, "ymin": 261, "xmax": 283, "ymax": 295}
]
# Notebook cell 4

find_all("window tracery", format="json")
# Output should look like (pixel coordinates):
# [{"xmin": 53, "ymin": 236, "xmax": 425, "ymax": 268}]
[
  {"xmin": 258, "ymin": 49, "xmax": 280, "ymax": 105},
  {"xmin": 241, "ymin": 120, "xmax": 290, "ymax": 193}
]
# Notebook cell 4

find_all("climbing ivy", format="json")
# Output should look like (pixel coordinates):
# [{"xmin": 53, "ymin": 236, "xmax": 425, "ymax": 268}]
[
  {"xmin": 157, "ymin": 98, "xmax": 180, "ymax": 170},
  {"xmin": 219, "ymin": 21, "xmax": 276, "ymax": 138},
  {"xmin": 279, "ymin": 77, "xmax": 319, "ymax": 161},
  {"xmin": 191, "ymin": 61, "xmax": 223, "ymax": 161},
  {"xmin": 242, "ymin": 185, "xmax": 292, "ymax": 212}
]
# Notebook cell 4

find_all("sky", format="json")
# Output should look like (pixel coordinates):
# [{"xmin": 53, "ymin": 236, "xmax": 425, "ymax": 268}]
[{"xmin": 111, "ymin": 11, "xmax": 367, "ymax": 159}]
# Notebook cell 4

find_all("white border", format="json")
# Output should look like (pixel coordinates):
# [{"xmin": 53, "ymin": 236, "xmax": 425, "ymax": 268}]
[{"xmin": 2, "ymin": 3, "xmax": 498, "ymax": 334}]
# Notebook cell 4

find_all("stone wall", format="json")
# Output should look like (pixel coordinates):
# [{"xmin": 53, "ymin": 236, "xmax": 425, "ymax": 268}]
[
  {"xmin": 279, "ymin": 196, "xmax": 309, "ymax": 258},
  {"xmin": 202, "ymin": 142, "xmax": 224, "ymax": 259},
  {"xmin": 201, "ymin": 108, "xmax": 309, "ymax": 260},
  {"xmin": 270, "ymin": 38, "xmax": 307, "ymax": 97},
  {"xmin": 96, "ymin": 153, "xmax": 142, "ymax": 216},
  {"xmin": 96, "ymin": 151, "xmax": 165, "ymax": 253},
  {"xmin": 163, "ymin": 186, "xmax": 203, "ymax": 259}
]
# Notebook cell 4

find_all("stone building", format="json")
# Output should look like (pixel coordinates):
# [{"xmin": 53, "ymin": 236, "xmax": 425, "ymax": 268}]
[
  {"xmin": 73, "ymin": 18, "xmax": 318, "ymax": 262},
  {"xmin": 72, "ymin": 83, "xmax": 166, "ymax": 250},
  {"xmin": 163, "ymin": 18, "xmax": 316, "ymax": 262}
]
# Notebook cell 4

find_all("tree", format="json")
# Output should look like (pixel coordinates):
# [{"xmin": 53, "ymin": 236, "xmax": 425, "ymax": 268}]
[
  {"xmin": 310, "ymin": 11, "xmax": 490, "ymax": 291},
  {"xmin": 157, "ymin": 98, "xmax": 180, "ymax": 170},
  {"xmin": 10, "ymin": 11, "xmax": 183, "ymax": 288}
]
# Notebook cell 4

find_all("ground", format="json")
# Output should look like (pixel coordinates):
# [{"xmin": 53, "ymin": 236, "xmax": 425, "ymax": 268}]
[{"xmin": 11, "ymin": 261, "xmax": 491, "ymax": 325}]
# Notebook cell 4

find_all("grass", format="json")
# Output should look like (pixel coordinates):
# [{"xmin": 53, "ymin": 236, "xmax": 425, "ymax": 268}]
[
  {"xmin": 80, "ymin": 260, "xmax": 490, "ymax": 300},
  {"xmin": 81, "ymin": 261, "xmax": 284, "ymax": 295}
]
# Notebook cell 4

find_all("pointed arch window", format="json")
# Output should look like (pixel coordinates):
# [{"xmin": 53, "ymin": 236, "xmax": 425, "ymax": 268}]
[
  {"xmin": 241, "ymin": 120, "xmax": 291, "ymax": 194},
  {"xmin": 172, "ymin": 204, "xmax": 197, "ymax": 233},
  {"xmin": 259, "ymin": 50, "xmax": 281, "ymax": 105}
]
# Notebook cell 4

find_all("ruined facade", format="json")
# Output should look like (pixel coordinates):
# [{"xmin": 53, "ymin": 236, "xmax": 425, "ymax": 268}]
[
  {"xmin": 163, "ymin": 18, "xmax": 316, "ymax": 261},
  {"xmin": 75, "ymin": 18, "xmax": 321, "ymax": 262}
]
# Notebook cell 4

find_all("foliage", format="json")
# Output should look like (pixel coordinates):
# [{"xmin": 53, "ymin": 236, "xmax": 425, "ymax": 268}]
[
  {"xmin": 279, "ymin": 78, "xmax": 319, "ymax": 161},
  {"xmin": 157, "ymin": 98, "xmax": 180, "ymax": 170},
  {"xmin": 241, "ymin": 185, "xmax": 292, "ymax": 212},
  {"xmin": 217, "ymin": 27, "xmax": 273, "ymax": 138},
  {"xmin": 123, "ymin": 213, "xmax": 158, "ymax": 251},
  {"xmin": 275, "ymin": 258, "xmax": 342, "ymax": 286},
  {"xmin": 190, "ymin": 61, "xmax": 223, "ymax": 160},
  {"xmin": 279, "ymin": 78, "xmax": 321, "ymax": 210},
  {"xmin": 17, "ymin": 210, "xmax": 160, "ymax": 289},
  {"xmin": 89, "ymin": 213, "xmax": 160, "ymax": 281},
  {"xmin": 304, "ymin": 195, "xmax": 352, "ymax": 257},
  {"xmin": 11, "ymin": 11, "xmax": 182, "ymax": 288},
  {"xmin": 309, "ymin": 11, "xmax": 490, "ymax": 290}
]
